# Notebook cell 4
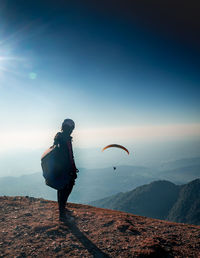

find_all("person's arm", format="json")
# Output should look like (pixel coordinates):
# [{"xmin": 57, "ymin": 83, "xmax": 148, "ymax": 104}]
[{"xmin": 67, "ymin": 140, "xmax": 78, "ymax": 174}]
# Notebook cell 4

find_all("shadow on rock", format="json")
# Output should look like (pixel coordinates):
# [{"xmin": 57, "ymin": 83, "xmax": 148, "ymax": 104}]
[{"xmin": 60, "ymin": 217, "xmax": 110, "ymax": 258}]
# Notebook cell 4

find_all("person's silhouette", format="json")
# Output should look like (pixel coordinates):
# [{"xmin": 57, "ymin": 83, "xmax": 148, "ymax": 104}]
[{"xmin": 54, "ymin": 119, "xmax": 78, "ymax": 221}]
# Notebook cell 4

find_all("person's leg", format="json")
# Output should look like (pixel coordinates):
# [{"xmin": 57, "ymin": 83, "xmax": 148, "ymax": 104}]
[
  {"xmin": 63, "ymin": 180, "xmax": 75, "ymax": 206},
  {"xmin": 58, "ymin": 180, "xmax": 75, "ymax": 220},
  {"xmin": 57, "ymin": 188, "xmax": 67, "ymax": 219}
]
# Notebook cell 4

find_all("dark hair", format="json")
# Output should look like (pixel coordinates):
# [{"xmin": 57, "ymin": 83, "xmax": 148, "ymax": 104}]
[{"xmin": 61, "ymin": 124, "xmax": 73, "ymax": 135}]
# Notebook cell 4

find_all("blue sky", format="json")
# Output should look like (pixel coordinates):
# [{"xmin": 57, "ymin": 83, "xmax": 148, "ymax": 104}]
[{"xmin": 0, "ymin": 1, "xmax": 200, "ymax": 163}]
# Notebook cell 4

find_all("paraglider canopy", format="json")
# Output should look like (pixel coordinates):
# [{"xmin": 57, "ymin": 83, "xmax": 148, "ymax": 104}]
[{"xmin": 102, "ymin": 144, "xmax": 129, "ymax": 155}]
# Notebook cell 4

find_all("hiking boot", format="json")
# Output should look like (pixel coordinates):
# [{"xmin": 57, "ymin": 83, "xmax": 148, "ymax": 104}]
[{"xmin": 59, "ymin": 209, "xmax": 66, "ymax": 221}]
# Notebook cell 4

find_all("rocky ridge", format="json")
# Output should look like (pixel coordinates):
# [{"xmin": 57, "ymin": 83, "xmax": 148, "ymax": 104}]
[{"xmin": 0, "ymin": 196, "xmax": 200, "ymax": 257}]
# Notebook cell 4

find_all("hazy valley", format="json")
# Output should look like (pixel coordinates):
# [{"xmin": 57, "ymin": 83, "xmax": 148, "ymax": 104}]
[{"xmin": 0, "ymin": 157, "xmax": 199, "ymax": 205}]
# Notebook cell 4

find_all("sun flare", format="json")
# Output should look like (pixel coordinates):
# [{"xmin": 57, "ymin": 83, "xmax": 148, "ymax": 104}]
[
  {"xmin": 0, "ymin": 28, "xmax": 30, "ymax": 79},
  {"xmin": 0, "ymin": 45, "xmax": 26, "ymax": 78}
]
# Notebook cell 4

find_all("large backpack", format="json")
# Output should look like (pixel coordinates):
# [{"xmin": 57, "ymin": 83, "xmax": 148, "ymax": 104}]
[{"xmin": 41, "ymin": 145, "xmax": 71, "ymax": 190}]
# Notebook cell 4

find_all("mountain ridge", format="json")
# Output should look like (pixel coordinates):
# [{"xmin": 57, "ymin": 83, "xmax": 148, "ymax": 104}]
[
  {"xmin": 0, "ymin": 196, "xmax": 200, "ymax": 257},
  {"xmin": 90, "ymin": 179, "xmax": 200, "ymax": 225}
]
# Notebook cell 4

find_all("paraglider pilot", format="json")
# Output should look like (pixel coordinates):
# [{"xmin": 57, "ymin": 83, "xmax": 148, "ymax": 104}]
[{"xmin": 54, "ymin": 119, "xmax": 78, "ymax": 221}]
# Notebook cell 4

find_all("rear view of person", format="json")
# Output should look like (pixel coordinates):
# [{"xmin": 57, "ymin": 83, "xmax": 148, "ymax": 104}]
[{"xmin": 53, "ymin": 119, "xmax": 78, "ymax": 221}]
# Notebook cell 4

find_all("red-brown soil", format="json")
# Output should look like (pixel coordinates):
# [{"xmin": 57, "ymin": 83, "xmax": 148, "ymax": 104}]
[{"xmin": 0, "ymin": 196, "xmax": 200, "ymax": 257}]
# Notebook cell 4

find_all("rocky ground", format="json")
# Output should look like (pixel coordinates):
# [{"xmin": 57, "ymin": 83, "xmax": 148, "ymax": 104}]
[{"xmin": 0, "ymin": 196, "xmax": 200, "ymax": 257}]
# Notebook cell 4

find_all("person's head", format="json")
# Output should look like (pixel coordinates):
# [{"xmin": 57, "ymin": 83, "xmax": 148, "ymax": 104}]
[{"xmin": 61, "ymin": 119, "xmax": 75, "ymax": 135}]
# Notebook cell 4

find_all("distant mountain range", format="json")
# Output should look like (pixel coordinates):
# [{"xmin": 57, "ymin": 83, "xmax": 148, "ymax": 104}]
[
  {"xmin": 157, "ymin": 157, "xmax": 200, "ymax": 184},
  {"xmin": 90, "ymin": 179, "xmax": 200, "ymax": 225},
  {"xmin": 158, "ymin": 156, "xmax": 200, "ymax": 171},
  {"xmin": 0, "ymin": 166, "xmax": 156, "ymax": 203},
  {"xmin": 0, "ymin": 157, "xmax": 200, "ymax": 205}
]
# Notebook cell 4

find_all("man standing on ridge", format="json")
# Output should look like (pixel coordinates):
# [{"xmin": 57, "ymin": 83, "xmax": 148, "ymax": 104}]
[{"xmin": 53, "ymin": 118, "xmax": 78, "ymax": 221}]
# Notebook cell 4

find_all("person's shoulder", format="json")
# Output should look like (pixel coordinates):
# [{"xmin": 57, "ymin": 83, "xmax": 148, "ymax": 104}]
[
  {"xmin": 55, "ymin": 132, "xmax": 62, "ymax": 137},
  {"xmin": 54, "ymin": 132, "xmax": 63, "ymax": 142}
]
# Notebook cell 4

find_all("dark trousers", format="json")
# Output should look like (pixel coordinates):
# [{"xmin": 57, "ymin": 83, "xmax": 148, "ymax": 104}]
[{"xmin": 57, "ymin": 180, "xmax": 74, "ymax": 213}]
